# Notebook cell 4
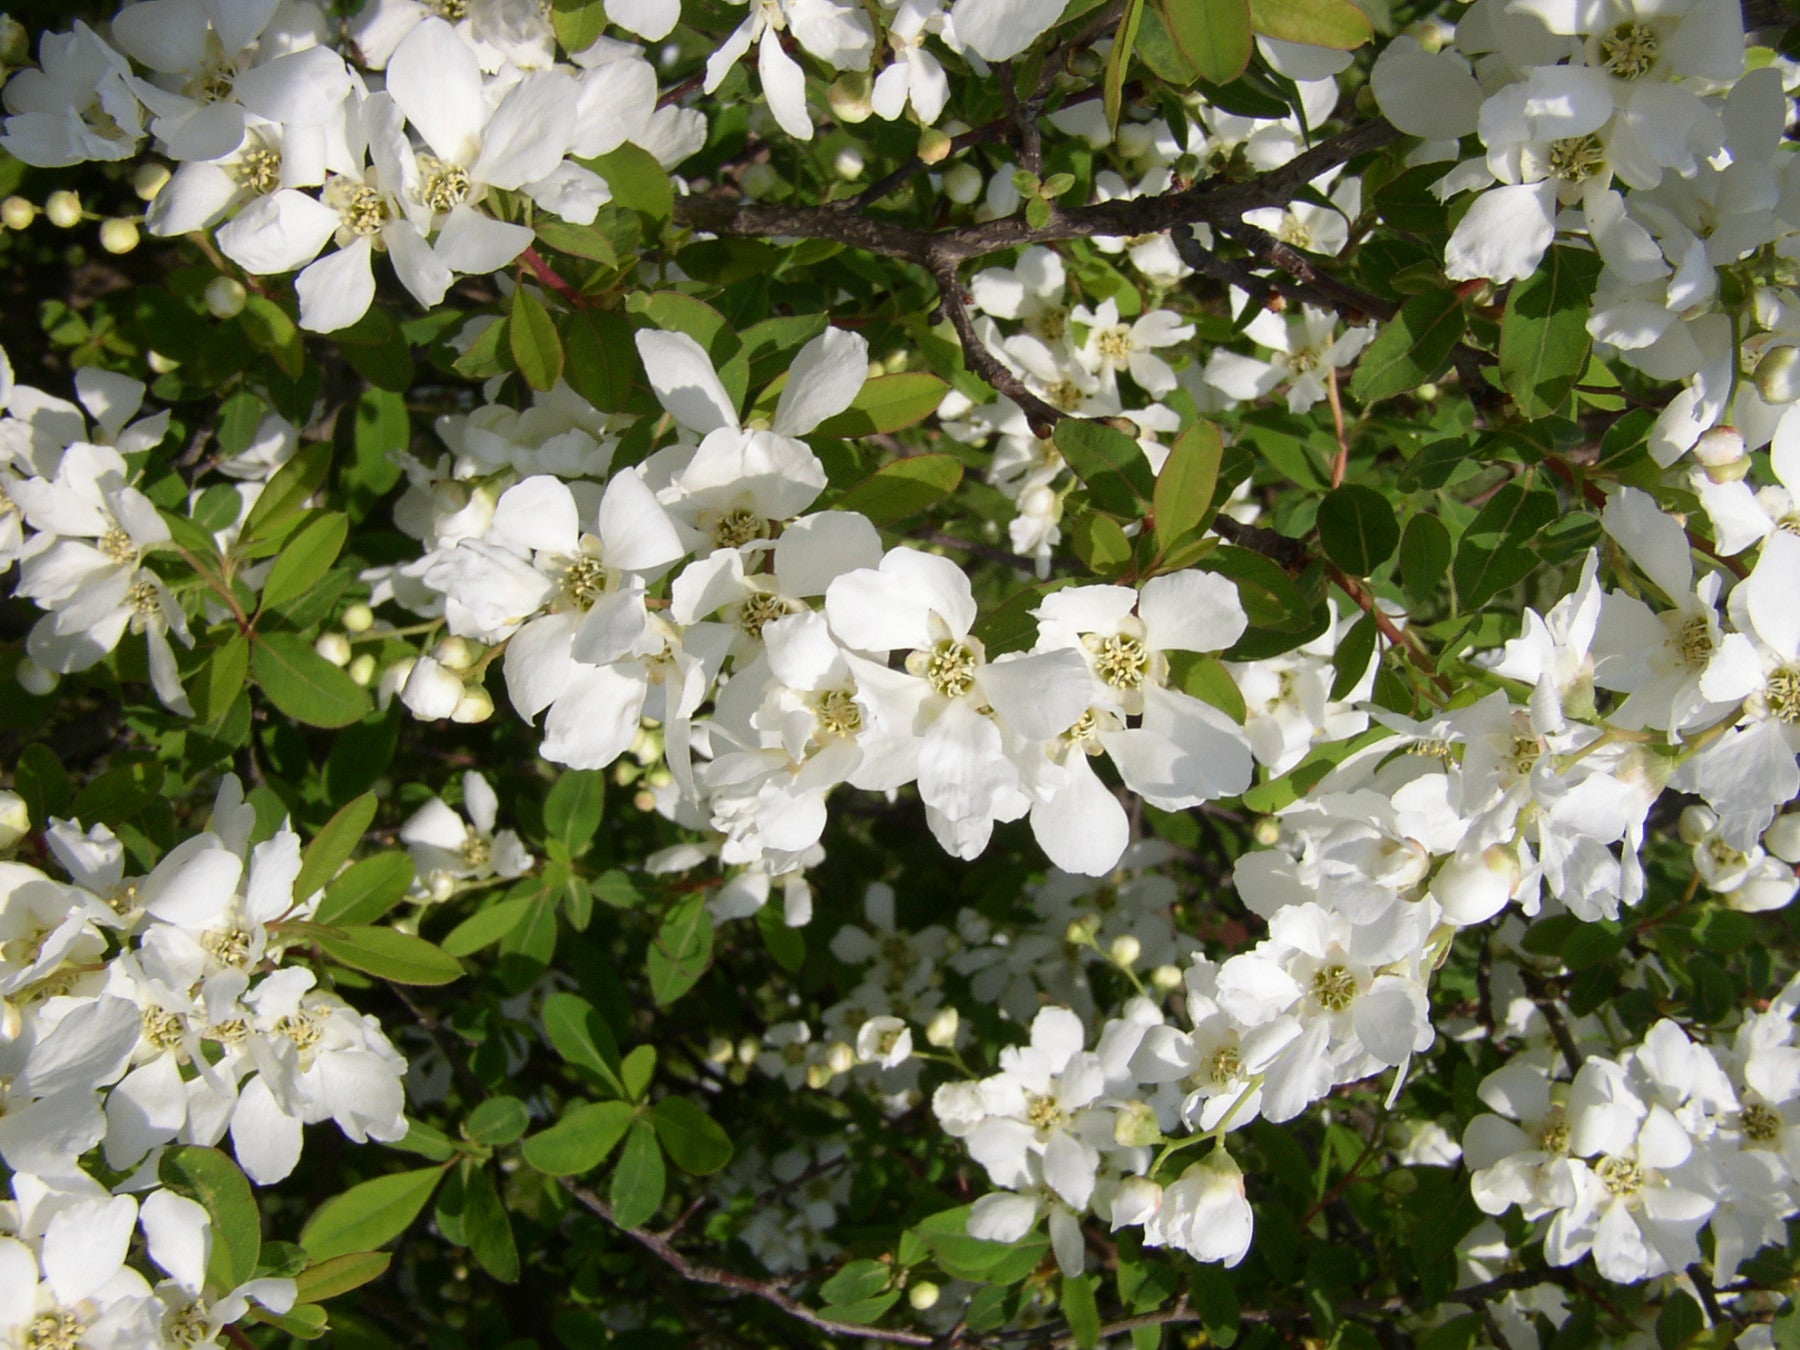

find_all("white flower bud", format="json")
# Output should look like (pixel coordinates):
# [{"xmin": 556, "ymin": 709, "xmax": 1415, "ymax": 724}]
[
  {"xmin": 1766, "ymin": 814, "xmax": 1800, "ymax": 865},
  {"xmin": 1679, "ymin": 804, "xmax": 1717, "ymax": 845},
  {"xmin": 1, "ymin": 196, "xmax": 35, "ymax": 229},
  {"xmin": 1065, "ymin": 915, "xmax": 1099, "ymax": 946},
  {"xmin": 925, "ymin": 1007, "xmax": 959, "ymax": 1048},
  {"xmin": 98, "ymin": 217, "xmax": 139, "ymax": 254},
  {"xmin": 44, "ymin": 190, "xmax": 82, "ymax": 228},
  {"xmin": 737, "ymin": 1037, "xmax": 759, "ymax": 1065},
  {"xmin": 918, "ymin": 127, "xmax": 953, "ymax": 165},
  {"xmin": 204, "ymin": 276, "xmax": 247, "ymax": 318},
  {"xmin": 428, "ymin": 870, "xmax": 457, "ymax": 902},
  {"xmin": 1728, "ymin": 864, "xmax": 1798, "ymax": 914},
  {"xmin": 132, "ymin": 163, "xmax": 171, "ymax": 201},
  {"xmin": 1431, "ymin": 845, "xmax": 1521, "ymax": 926},
  {"xmin": 832, "ymin": 146, "xmax": 865, "ymax": 180},
  {"xmin": 1109, "ymin": 1176, "xmax": 1163, "ymax": 1230},
  {"xmin": 15, "ymin": 658, "xmax": 57, "ymax": 696},
  {"xmin": 0, "ymin": 790, "xmax": 30, "ymax": 851},
  {"xmin": 147, "ymin": 351, "xmax": 179, "ymax": 374},
  {"xmin": 1692, "ymin": 426, "xmax": 1746, "ymax": 469},
  {"xmin": 400, "ymin": 657, "xmax": 464, "ymax": 720},
  {"xmin": 804, "ymin": 1062, "xmax": 833, "ymax": 1089},
  {"xmin": 907, "ymin": 1281, "xmax": 940, "ymax": 1312},
  {"xmin": 1109, "ymin": 934, "xmax": 1141, "ymax": 967},
  {"xmin": 705, "ymin": 1037, "xmax": 734, "ymax": 1065},
  {"xmin": 943, "ymin": 162, "xmax": 983, "ymax": 204},
  {"xmin": 1018, "ymin": 483, "xmax": 1056, "ymax": 518},
  {"xmin": 825, "ymin": 1041, "xmax": 855, "ymax": 1075},
  {"xmin": 1756, "ymin": 347, "xmax": 1800, "ymax": 405},
  {"xmin": 338, "ymin": 603, "xmax": 375, "ymax": 635},
  {"xmin": 434, "ymin": 636, "xmax": 476, "ymax": 671},
  {"xmin": 1113, "ymin": 1099, "xmax": 1162, "ymax": 1147},
  {"xmin": 451, "ymin": 686, "xmax": 495, "ymax": 723},
  {"xmin": 1252, "ymin": 816, "xmax": 1282, "ymax": 847},
  {"xmin": 1150, "ymin": 964, "xmax": 1183, "ymax": 994},
  {"xmin": 314, "ymin": 632, "xmax": 353, "ymax": 667},
  {"xmin": 827, "ymin": 73, "xmax": 873, "ymax": 123}
]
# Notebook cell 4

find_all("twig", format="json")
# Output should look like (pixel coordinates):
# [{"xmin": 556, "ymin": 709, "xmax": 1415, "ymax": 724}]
[
  {"xmin": 932, "ymin": 264, "xmax": 1066, "ymax": 437},
  {"xmin": 1326, "ymin": 364, "xmax": 1350, "ymax": 487},
  {"xmin": 519, "ymin": 247, "xmax": 584, "ymax": 306}
]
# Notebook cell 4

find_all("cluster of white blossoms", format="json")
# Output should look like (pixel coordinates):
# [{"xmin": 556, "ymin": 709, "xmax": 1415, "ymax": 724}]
[{"xmin": 0, "ymin": 773, "xmax": 407, "ymax": 1346}]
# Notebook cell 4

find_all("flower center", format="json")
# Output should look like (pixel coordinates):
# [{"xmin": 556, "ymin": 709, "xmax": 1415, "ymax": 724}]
[
  {"xmin": 1033, "ymin": 306, "xmax": 1067, "ymax": 342},
  {"xmin": 1599, "ymin": 21, "xmax": 1659, "ymax": 79},
  {"xmin": 1208, "ymin": 1045, "xmax": 1242, "ymax": 1085},
  {"xmin": 1278, "ymin": 218, "xmax": 1313, "ymax": 249},
  {"xmin": 1549, "ymin": 133, "xmax": 1607, "ymax": 182},
  {"xmin": 205, "ymin": 1018, "xmax": 248, "ymax": 1043},
  {"xmin": 331, "ymin": 180, "xmax": 389, "ymax": 238},
  {"xmin": 275, "ymin": 1011, "xmax": 323, "ymax": 1050},
  {"xmin": 559, "ymin": 555, "xmax": 609, "ymax": 611},
  {"xmin": 814, "ymin": 687, "xmax": 862, "ymax": 738},
  {"xmin": 128, "ymin": 579, "xmax": 161, "ymax": 616},
  {"xmin": 1675, "ymin": 615, "xmax": 1715, "ymax": 671},
  {"xmin": 431, "ymin": 0, "xmax": 471, "ymax": 17},
  {"xmin": 712, "ymin": 509, "xmax": 766, "ymax": 549},
  {"xmin": 1742, "ymin": 1102, "xmax": 1783, "ymax": 1143},
  {"xmin": 1095, "ymin": 326, "xmax": 1135, "ymax": 363},
  {"xmin": 202, "ymin": 925, "xmax": 253, "ymax": 967},
  {"xmin": 1026, "ymin": 1092, "xmax": 1068, "ymax": 1132},
  {"xmin": 25, "ymin": 1309, "xmax": 86, "ymax": 1350},
  {"xmin": 1595, "ymin": 1154, "xmax": 1643, "ymax": 1196},
  {"xmin": 419, "ymin": 156, "xmax": 472, "ymax": 212},
  {"xmin": 462, "ymin": 833, "xmax": 492, "ymax": 870},
  {"xmin": 1538, "ymin": 1119, "xmax": 1570, "ymax": 1154},
  {"xmin": 1767, "ymin": 667, "xmax": 1800, "ymax": 725},
  {"xmin": 235, "ymin": 145, "xmax": 283, "ymax": 194},
  {"xmin": 916, "ymin": 640, "xmax": 979, "ymax": 699},
  {"xmin": 1047, "ymin": 380, "xmax": 1086, "ymax": 412},
  {"xmin": 1086, "ymin": 633, "xmax": 1150, "ymax": 691},
  {"xmin": 162, "ymin": 1301, "xmax": 213, "ymax": 1349},
  {"xmin": 99, "ymin": 526, "xmax": 136, "ymax": 564},
  {"xmin": 1507, "ymin": 734, "xmax": 1543, "ymax": 776},
  {"xmin": 738, "ymin": 591, "xmax": 792, "ymax": 641},
  {"xmin": 142, "ymin": 1006, "xmax": 187, "ymax": 1052},
  {"xmin": 1310, "ymin": 964, "xmax": 1357, "ymax": 1012}
]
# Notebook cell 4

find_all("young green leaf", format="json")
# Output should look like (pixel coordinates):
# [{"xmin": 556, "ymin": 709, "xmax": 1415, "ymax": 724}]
[
  {"xmin": 250, "ymin": 633, "xmax": 372, "ymax": 729},
  {"xmin": 1350, "ymin": 289, "xmax": 1465, "ymax": 404},
  {"xmin": 608, "ymin": 1121, "xmax": 666, "ymax": 1229},
  {"xmin": 521, "ymin": 1100, "xmax": 636, "ymax": 1176},
  {"xmin": 300, "ymin": 1166, "xmax": 446, "ymax": 1261},
  {"xmin": 314, "ymin": 926, "xmax": 464, "ymax": 985},
  {"xmin": 510, "ymin": 284, "xmax": 565, "ymax": 393},
  {"xmin": 649, "ymin": 1097, "xmax": 733, "ymax": 1175}
]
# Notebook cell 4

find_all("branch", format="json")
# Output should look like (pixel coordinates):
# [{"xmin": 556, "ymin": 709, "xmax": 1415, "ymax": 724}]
[
  {"xmin": 931, "ymin": 264, "xmax": 1067, "ymax": 438},
  {"xmin": 561, "ymin": 1181, "xmax": 936, "ymax": 1347}
]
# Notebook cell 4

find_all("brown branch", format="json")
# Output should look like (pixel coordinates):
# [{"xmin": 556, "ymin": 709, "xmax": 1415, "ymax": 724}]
[
  {"xmin": 931, "ymin": 263, "xmax": 1067, "ymax": 438},
  {"xmin": 561, "ymin": 1181, "xmax": 936, "ymax": 1346}
]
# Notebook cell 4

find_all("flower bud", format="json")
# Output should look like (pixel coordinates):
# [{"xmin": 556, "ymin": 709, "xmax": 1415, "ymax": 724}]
[
  {"xmin": 0, "ymin": 16, "xmax": 27, "ymax": 66},
  {"xmin": 1728, "ymin": 866, "xmax": 1799, "ymax": 914},
  {"xmin": 804, "ymin": 1062, "xmax": 833, "ymax": 1090},
  {"xmin": 1109, "ymin": 1176, "xmax": 1163, "ymax": 1229},
  {"xmin": 132, "ymin": 163, "xmax": 171, "ymax": 202},
  {"xmin": 400, "ymin": 657, "xmax": 464, "ymax": 720},
  {"xmin": 832, "ymin": 146, "xmax": 865, "ymax": 180},
  {"xmin": 1113, "ymin": 1099, "xmax": 1162, "ymax": 1148},
  {"xmin": 1692, "ymin": 425, "xmax": 1746, "ymax": 469},
  {"xmin": 15, "ymin": 658, "xmax": 57, "ymax": 696},
  {"xmin": 826, "ymin": 1041, "xmax": 855, "ymax": 1075},
  {"xmin": 918, "ymin": 127, "xmax": 953, "ymax": 165},
  {"xmin": 1679, "ymin": 804, "xmax": 1717, "ymax": 845},
  {"xmin": 907, "ymin": 1281, "xmax": 940, "ymax": 1312},
  {"xmin": 148, "ymin": 351, "xmax": 180, "ymax": 375},
  {"xmin": 1431, "ymin": 845, "xmax": 1520, "ymax": 925},
  {"xmin": 942, "ymin": 162, "xmax": 983, "ymax": 204},
  {"xmin": 1755, "ymin": 346, "xmax": 1800, "ymax": 405},
  {"xmin": 1065, "ymin": 915, "xmax": 1099, "ymax": 946},
  {"xmin": 739, "ymin": 162, "xmax": 781, "ymax": 199},
  {"xmin": 0, "ymin": 790, "xmax": 30, "ymax": 852},
  {"xmin": 340, "ymin": 602, "xmax": 376, "ymax": 634},
  {"xmin": 1150, "ymin": 964, "xmax": 1183, "ymax": 994},
  {"xmin": 1109, "ymin": 934, "xmax": 1141, "ymax": 968},
  {"xmin": 451, "ymin": 686, "xmax": 495, "ymax": 723},
  {"xmin": 925, "ymin": 1007, "xmax": 959, "ymax": 1047},
  {"xmin": 1019, "ymin": 483, "xmax": 1056, "ymax": 518},
  {"xmin": 428, "ymin": 870, "xmax": 457, "ymax": 902},
  {"xmin": 1252, "ymin": 816, "xmax": 1281, "ymax": 847},
  {"xmin": 827, "ymin": 73, "xmax": 873, "ymax": 123},
  {"xmin": 0, "ymin": 196, "xmax": 35, "ymax": 229},
  {"xmin": 434, "ymin": 636, "xmax": 476, "ymax": 671},
  {"xmin": 705, "ymin": 1037, "xmax": 734, "ymax": 1065},
  {"xmin": 204, "ymin": 276, "xmax": 247, "ymax": 319},
  {"xmin": 44, "ymin": 190, "xmax": 82, "ymax": 228},
  {"xmin": 737, "ymin": 1037, "xmax": 759, "ymax": 1065},
  {"xmin": 99, "ymin": 217, "xmax": 141, "ymax": 253},
  {"xmin": 314, "ymin": 632, "xmax": 353, "ymax": 667},
  {"xmin": 1766, "ymin": 813, "xmax": 1800, "ymax": 865}
]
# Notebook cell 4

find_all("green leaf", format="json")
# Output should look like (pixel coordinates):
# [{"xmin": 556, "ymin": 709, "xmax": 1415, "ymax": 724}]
[
  {"xmin": 562, "ymin": 309, "xmax": 638, "ymax": 411},
  {"xmin": 240, "ymin": 440, "xmax": 331, "ymax": 548},
  {"xmin": 1062, "ymin": 1275, "xmax": 1101, "ymax": 1350},
  {"xmin": 1153, "ymin": 420, "xmax": 1223, "ymax": 557},
  {"xmin": 1451, "ymin": 482, "xmax": 1559, "ymax": 611},
  {"xmin": 819, "ymin": 1292, "xmax": 902, "ymax": 1325},
  {"xmin": 1329, "ymin": 612, "xmax": 1378, "ymax": 702},
  {"xmin": 239, "ymin": 296, "xmax": 305, "ymax": 377},
  {"xmin": 648, "ymin": 896, "xmax": 714, "ymax": 1005},
  {"xmin": 1657, "ymin": 1291, "xmax": 1704, "ymax": 1350},
  {"xmin": 251, "ymin": 633, "xmax": 372, "ymax": 729},
  {"xmin": 462, "ymin": 1163, "xmax": 520, "ymax": 1284},
  {"xmin": 813, "ymin": 372, "xmax": 950, "ymax": 437},
  {"xmin": 1156, "ymin": 0, "xmax": 1254, "ymax": 85},
  {"xmin": 317, "ymin": 853, "xmax": 415, "ymax": 927},
  {"xmin": 589, "ymin": 143, "xmax": 673, "ymax": 222},
  {"xmin": 251, "ymin": 1304, "xmax": 328, "ymax": 1340},
  {"xmin": 521, "ymin": 1100, "xmax": 636, "ymax": 1176},
  {"xmin": 621, "ymin": 1044, "xmax": 656, "ymax": 1101},
  {"xmin": 542, "ymin": 992, "xmax": 628, "ymax": 1096},
  {"xmin": 260, "ymin": 511, "xmax": 348, "ymax": 612},
  {"xmin": 465, "ymin": 1096, "xmax": 531, "ymax": 1147},
  {"xmin": 1350, "ymin": 289, "xmax": 1466, "ymax": 404},
  {"xmin": 819, "ymin": 1259, "xmax": 892, "ymax": 1306},
  {"xmin": 1247, "ymin": 0, "xmax": 1372, "ymax": 46},
  {"xmin": 545, "ymin": 769, "xmax": 606, "ymax": 853},
  {"xmin": 1398, "ymin": 514, "xmax": 1453, "ymax": 606},
  {"xmin": 1498, "ymin": 246, "xmax": 1602, "ymax": 418},
  {"xmin": 442, "ymin": 898, "xmax": 536, "ymax": 956},
  {"xmin": 831, "ymin": 454, "xmax": 963, "ymax": 523},
  {"xmin": 551, "ymin": 0, "xmax": 607, "ymax": 53},
  {"xmin": 1054, "ymin": 419, "xmax": 1155, "ymax": 516},
  {"xmin": 510, "ymin": 285, "xmax": 564, "ymax": 393},
  {"xmin": 1188, "ymin": 1266, "xmax": 1240, "ymax": 1347},
  {"xmin": 1105, "ymin": 0, "xmax": 1147, "ymax": 128},
  {"xmin": 160, "ymin": 1147, "xmax": 262, "ymax": 1292},
  {"xmin": 649, "ymin": 1097, "xmax": 733, "ymax": 1175},
  {"xmin": 1072, "ymin": 511, "xmax": 1134, "ymax": 575},
  {"xmin": 295, "ymin": 792, "xmax": 379, "ymax": 903},
  {"xmin": 301, "ymin": 1167, "xmax": 445, "ymax": 1261},
  {"xmin": 292, "ymin": 1251, "xmax": 391, "ymax": 1304},
  {"xmin": 1316, "ymin": 484, "xmax": 1400, "ymax": 576},
  {"xmin": 191, "ymin": 634, "xmax": 250, "ymax": 730},
  {"xmin": 315, "ymin": 926, "xmax": 464, "ymax": 985},
  {"xmin": 609, "ymin": 1121, "xmax": 666, "ymax": 1229}
]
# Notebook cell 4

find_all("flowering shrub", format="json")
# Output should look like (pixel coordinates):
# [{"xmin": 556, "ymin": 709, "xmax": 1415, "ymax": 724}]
[{"xmin": 1, "ymin": 0, "xmax": 1800, "ymax": 1344}]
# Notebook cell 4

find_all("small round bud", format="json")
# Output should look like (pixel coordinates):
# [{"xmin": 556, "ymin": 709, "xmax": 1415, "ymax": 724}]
[
  {"xmin": 341, "ymin": 602, "xmax": 376, "ymax": 634},
  {"xmin": 1692, "ymin": 425, "xmax": 1746, "ymax": 470},
  {"xmin": 1703, "ymin": 455, "xmax": 1753, "ymax": 485},
  {"xmin": 99, "ymin": 218, "xmax": 139, "ymax": 254},
  {"xmin": 1766, "ymin": 813, "xmax": 1800, "ymax": 865},
  {"xmin": 434, "ymin": 636, "xmax": 476, "ymax": 672},
  {"xmin": 1, "ymin": 196, "xmax": 36, "ymax": 230},
  {"xmin": 1383, "ymin": 1169, "xmax": 1419, "ymax": 1198},
  {"xmin": 1113, "ymin": 1099, "xmax": 1163, "ymax": 1148},
  {"xmin": 1018, "ymin": 483, "xmax": 1057, "ymax": 518},
  {"xmin": 451, "ymin": 686, "xmax": 495, "ymax": 723},
  {"xmin": 1065, "ymin": 915, "xmax": 1099, "ymax": 946},
  {"xmin": 832, "ymin": 146, "xmax": 865, "ymax": 180},
  {"xmin": 44, "ymin": 190, "xmax": 82, "ymax": 229},
  {"xmin": 705, "ymin": 1037, "xmax": 734, "ymax": 1065},
  {"xmin": 908, "ymin": 1282, "xmax": 940, "ymax": 1312},
  {"xmin": 203, "ymin": 276, "xmax": 248, "ymax": 319},
  {"xmin": 428, "ymin": 870, "xmax": 457, "ymax": 903},
  {"xmin": 1150, "ymin": 964, "xmax": 1183, "ymax": 994},
  {"xmin": 0, "ymin": 789, "xmax": 30, "ymax": 852},
  {"xmin": 132, "ymin": 163, "xmax": 171, "ymax": 202},
  {"xmin": 314, "ymin": 632, "xmax": 353, "ymax": 667},
  {"xmin": 918, "ymin": 127, "xmax": 953, "ymax": 165},
  {"xmin": 347, "ymin": 653, "xmax": 378, "ymax": 687},
  {"xmin": 1756, "ymin": 346, "xmax": 1800, "ymax": 405},
  {"xmin": 827, "ymin": 73, "xmax": 873, "ymax": 123},
  {"xmin": 925, "ymin": 1007, "xmax": 959, "ymax": 1048},
  {"xmin": 737, "ymin": 1037, "xmax": 760, "ymax": 1066},
  {"xmin": 147, "ymin": 351, "xmax": 180, "ymax": 375},
  {"xmin": 1108, "ymin": 934, "xmax": 1141, "ymax": 968},
  {"xmin": 804, "ymin": 1062, "xmax": 833, "ymax": 1090},
  {"xmin": 1252, "ymin": 816, "xmax": 1282, "ymax": 847},
  {"xmin": 1679, "ymin": 804, "xmax": 1717, "ymax": 846},
  {"xmin": 1415, "ymin": 382, "xmax": 1441, "ymax": 401},
  {"xmin": 942, "ymin": 162, "xmax": 983, "ymax": 204},
  {"xmin": 0, "ymin": 16, "xmax": 28, "ymax": 65},
  {"xmin": 826, "ymin": 1041, "xmax": 856, "ymax": 1075},
  {"xmin": 739, "ymin": 162, "xmax": 781, "ymax": 200},
  {"xmin": 15, "ymin": 658, "xmax": 58, "ymax": 696},
  {"xmin": 400, "ymin": 656, "xmax": 464, "ymax": 720},
  {"xmin": 1431, "ymin": 845, "xmax": 1522, "ymax": 926}
]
